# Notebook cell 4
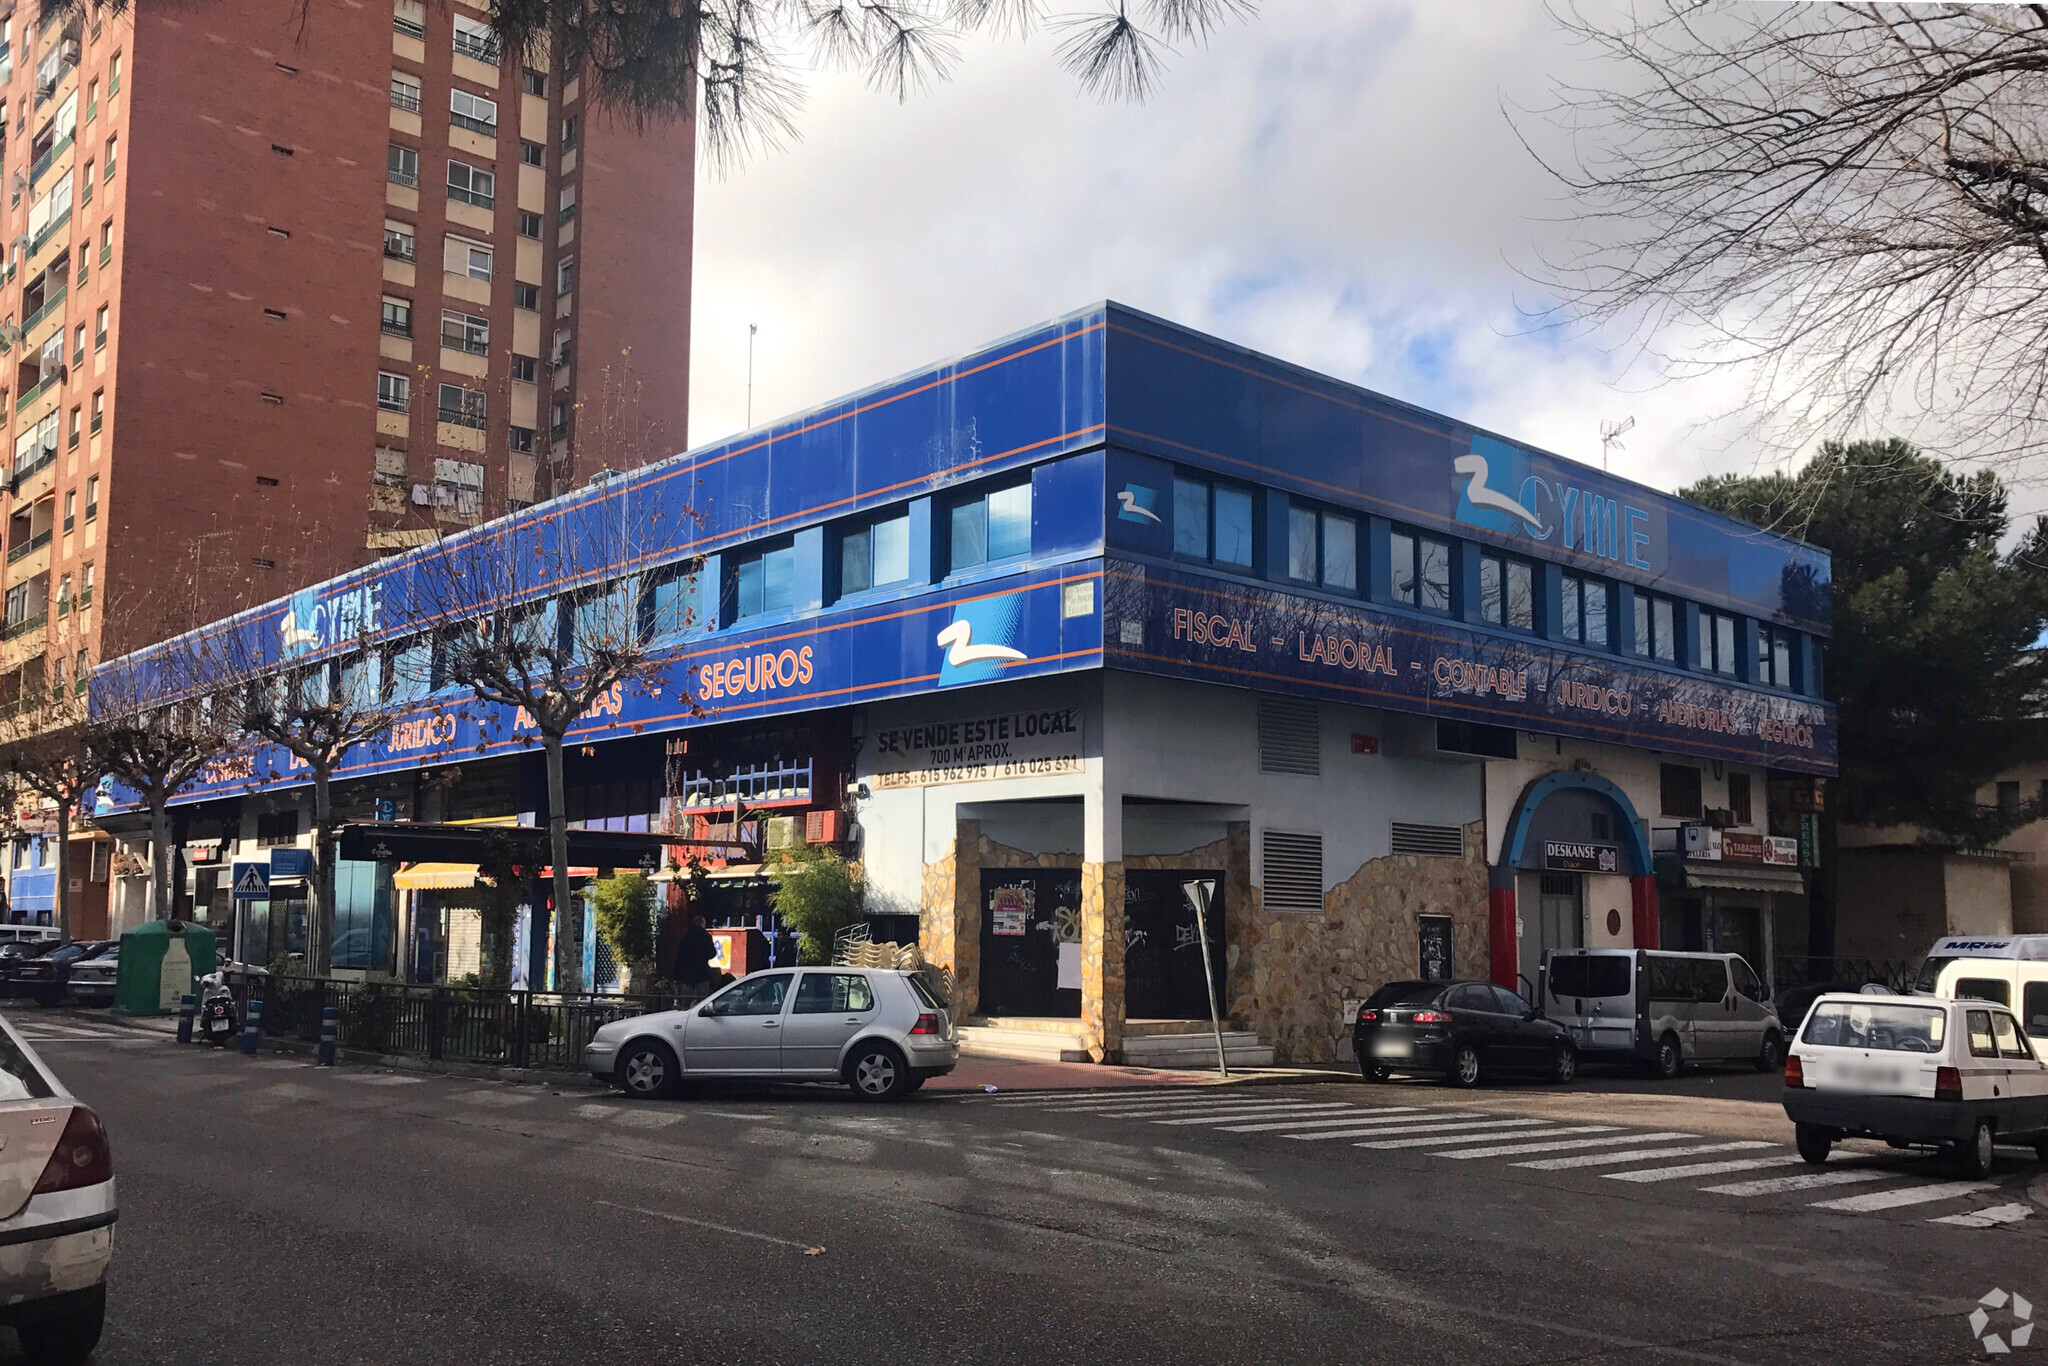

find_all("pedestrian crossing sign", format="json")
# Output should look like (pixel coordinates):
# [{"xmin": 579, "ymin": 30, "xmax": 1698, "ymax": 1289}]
[{"xmin": 231, "ymin": 861, "xmax": 270, "ymax": 900}]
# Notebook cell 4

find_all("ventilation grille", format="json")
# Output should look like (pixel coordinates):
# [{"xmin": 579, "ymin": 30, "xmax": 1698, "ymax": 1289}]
[
  {"xmin": 1261, "ymin": 830, "xmax": 1324, "ymax": 913},
  {"xmin": 1257, "ymin": 695, "xmax": 1320, "ymax": 775},
  {"xmin": 1390, "ymin": 822, "xmax": 1464, "ymax": 858}
]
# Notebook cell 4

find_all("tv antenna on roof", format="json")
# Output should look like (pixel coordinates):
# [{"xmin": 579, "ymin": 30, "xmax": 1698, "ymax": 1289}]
[{"xmin": 1600, "ymin": 416, "xmax": 1635, "ymax": 473}]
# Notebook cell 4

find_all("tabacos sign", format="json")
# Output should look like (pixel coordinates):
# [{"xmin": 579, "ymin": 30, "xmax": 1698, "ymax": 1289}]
[{"xmin": 1453, "ymin": 435, "xmax": 1666, "ymax": 574}]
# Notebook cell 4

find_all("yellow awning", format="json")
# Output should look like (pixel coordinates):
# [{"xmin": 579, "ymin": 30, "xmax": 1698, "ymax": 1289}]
[{"xmin": 393, "ymin": 862, "xmax": 483, "ymax": 891}]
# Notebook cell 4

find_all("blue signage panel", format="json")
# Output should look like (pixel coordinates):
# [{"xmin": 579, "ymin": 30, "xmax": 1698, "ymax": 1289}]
[
  {"xmin": 127, "ymin": 563, "xmax": 1106, "ymax": 811},
  {"xmin": 1102, "ymin": 561, "xmax": 1835, "ymax": 774},
  {"xmin": 1101, "ymin": 306, "xmax": 1830, "ymax": 632},
  {"xmin": 269, "ymin": 848, "xmax": 314, "ymax": 879}
]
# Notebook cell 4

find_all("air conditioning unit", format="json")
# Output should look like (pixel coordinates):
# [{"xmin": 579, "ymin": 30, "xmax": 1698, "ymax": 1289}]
[
  {"xmin": 765, "ymin": 815, "xmax": 804, "ymax": 853},
  {"xmin": 1703, "ymin": 806, "xmax": 1735, "ymax": 829},
  {"xmin": 805, "ymin": 809, "xmax": 846, "ymax": 845}
]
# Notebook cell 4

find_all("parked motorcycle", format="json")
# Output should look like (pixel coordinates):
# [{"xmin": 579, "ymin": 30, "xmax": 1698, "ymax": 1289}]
[{"xmin": 197, "ymin": 971, "xmax": 239, "ymax": 1045}]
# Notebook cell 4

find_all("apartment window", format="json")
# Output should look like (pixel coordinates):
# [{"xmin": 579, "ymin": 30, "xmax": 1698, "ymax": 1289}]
[
  {"xmin": 510, "ymin": 353, "xmax": 538, "ymax": 383},
  {"xmin": 1633, "ymin": 592, "xmax": 1678, "ymax": 664},
  {"xmin": 1559, "ymin": 572, "xmax": 1611, "ymax": 648},
  {"xmin": 1172, "ymin": 475, "xmax": 1254, "ymax": 569},
  {"xmin": 555, "ymin": 255, "xmax": 576, "ymax": 293},
  {"xmin": 1729, "ymin": 772, "xmax": 1753, "ymax": 827},
  {"xmin": 517, "ymin": 210, "xmax": 541, "ymax": 238},
  {"xmin": 508, "ymin": 425, "xmax": 534, "ymax": 453},
  {"xmin": 440, "ymin": 308, "xmax": 488, "ymax": 355},
  {"xmin": 1479, "ymin": 552, "xmax": 1535, "ymax": 632},
  {"xmin": 1660, "ymin": 764, "xmax": 1703, "ymax": 820},
  {"xmin": 446, "ymin": 159, "xmax": 494, "ymax": 209},
  {"xmin": 75, "ymin": 255, "xmax": 85, "ymax": 287},
  {"xmin": 383, "ymin": 220, "xmax": 415, "ymax": 261},
  {"xmin": 97, "ymin": 219, "xmax": 108, "ymax": 264},
  {"xmin": 520, "ymin": 139, "xmax": 543, "ymax": 167},
  {"xmin": 550, "ymin": 328, "xmax": 572, "ymax": 366},
  {"xmin": 379, "ymin": 295, "xmax": 411, "ymax": 336},
  {"xmin": 71, "ymin": 324, "xmax": 83, "ymax": 368},
  {"xmin": 560, "ymin": 113, "xmax": 578, "ymax": 147},
  {"xmin": 840, "ymin": 512, "xmax": 911, "ymax": 596},
  {"xmin": 443, "ymin": 234, "xmax": 492, "ymax": 281},
  {"xmin": 85, "ymin": 79, "xmax": 96, "ymax": 121},
  {"xmin": 389, "ymin": 73, "xmax": 421, "ymax": 113},
  {"xmin": 513, "ymin": 281, "xmax": 539, "ymax": 310},
  {"xmin": 107, "ymin": 52, "xmax": 119, "ymax": 94},
  {"xmin": 71, "ymin": 649, "xmax": 85, "ymax": 693},
  {"xmin": 521, "ymin": 68, "xmax": 546, "ymax": 96},
  {"xmin": 1758, "ymin": 624, "xmax": 1796, "ymax": 690},
  {"xmin": 377, "ymin": 370, "xmax": 410, "ymax": 412},
  {"xmin": 393, "ymin": 0, "xmax": 425, "ymax": 39},
  {"xmin": 83, "ymin": 474, "xmax": 96, "ymax": 515},
  {"xmin": 434, "ymin": 456, "xmax": 484, "ymax": 519},
  {"xmin": 1696, "ymin": 609, "xmax": 1737, "ymax": 676},
  {"xmin": 734, "ymin": 544, "xmax": 796, "ymax": 619},
  {"xmin": 92, "ymin": 305, "xmax": 106, "ymax": 350},
  {"xmin": 550, "ymin": 398, "xmax": 569, "ymax": 438},
  {"xmin": 79, "ymin": 562, "xmax": 91, "ymax": 603},
  {"xmin": 55, "ymin": 573, "xmax": 69, "ymax": 615},
  {"xmin": 48, "ymin": 656, "xmax": 62, "ymax": 693},
  {"xmin": 79, "ymin": 161, "xmax": 89, "ymax": 203},
  {"xmin": 1389, "ymin": 527, "xmax": 1452, "ymax": 613},
  {"xmin": 386, "ymin": 142, "xmax": 418, "ymax": 187},
  {"xmin": 61, "ymin": 490, "xmax": 72, "ymax": 532},
  {"xmin": 436, "ymin": 381, "xmax": 485, "ymax": 428},
  {"xmin": 450, "ymin": 88, "xmax": 497, "ymax": 135},
  {"xmin": 256, "ymin": 810, "xmax": 298, "ymax": 848},
  {"xmin": 557, "ymin": 183, "xmax": 575, "ymax": 222},
  {"xmin": 65, "ymin": 405, "xmax": 77, "ymax": 449},
  {"xmin": 102, "ymin": 133, "xmax": 114, "ymax": 179},
  {"xmin": 949, "ymin": 481, "xmax": 1031, "ymax": 574},
  {"xmin": 452, "ymin": 15, "xmax": 499, "ymax": 63}
]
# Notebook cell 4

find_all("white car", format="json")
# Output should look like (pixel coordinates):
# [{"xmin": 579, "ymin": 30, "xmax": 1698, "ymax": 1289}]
[
  {"xmin": 0, "ymin": 1013, "xmax": 116, "ymax": 1362},
  {"xmin": 585, "ymin": 967, "xmax": 959, "ymax": 1101},
  {"xmin": 1782, "ymin": 992, "xmax": 2048, "ymax": 1177}
]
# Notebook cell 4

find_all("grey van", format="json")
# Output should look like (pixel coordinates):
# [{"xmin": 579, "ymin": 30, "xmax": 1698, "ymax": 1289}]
[{"xmin": 1541, "ymin": 949, "xmax": 1785, "ymax": 1079}]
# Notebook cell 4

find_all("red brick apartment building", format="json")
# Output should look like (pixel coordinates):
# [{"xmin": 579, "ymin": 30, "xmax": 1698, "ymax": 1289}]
[{"xmin": 0, "ymin": 0, "xmax": 694, "ymax": 701}]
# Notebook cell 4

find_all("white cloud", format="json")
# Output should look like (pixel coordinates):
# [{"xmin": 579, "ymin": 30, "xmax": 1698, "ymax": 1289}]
[{"xmin": 683, "ymin": 1, "xmax": 1822, "ymax": 497}]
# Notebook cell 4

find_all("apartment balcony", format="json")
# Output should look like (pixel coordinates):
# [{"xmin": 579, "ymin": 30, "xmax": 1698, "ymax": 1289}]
[
  {"xmin": 6, "ymin": 528, "xmax": 51, "ymax": 565},
  {"xmin": 0, "ymin": 619, "xmax": 46, "ymax": 672},
  {"xmin": 28, "ymin": 132, "xmax": 71, "ymax": 189},
  {"xmin": 21, "ymin": 281, "xmax": 66, "ymax": 336},
  {"xmin": 8, "ymin": 451, "xmax": 56, "ymax": 506},
  {"xmin": 28, "ymin": 206, "xmax": 70, "ymax": 261}
]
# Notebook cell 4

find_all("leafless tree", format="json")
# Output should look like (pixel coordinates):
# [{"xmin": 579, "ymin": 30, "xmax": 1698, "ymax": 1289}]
[
  {"xmin": 220, "ymin": 617, "xmax": 405, "ymax": 975},
  {"xmin": 399, "ymin": 376, "xmax": 705, "ymax": 992},
  {"xmin": 1527, "ymin": 4, "xmax": 2048, "ymax": 474},
  {"xmin": 0, "ymin": 703, "xmax": 95, "ymax": 941},
  {"xmin": 40, "ymin": 0, "xmax": 1253, "ymax": 169}
]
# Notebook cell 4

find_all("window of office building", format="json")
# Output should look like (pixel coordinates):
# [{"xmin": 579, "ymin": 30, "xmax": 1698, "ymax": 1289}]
[
  {"xmin": 1479, "ymin": 552, "xmax": 1535, "ymax": 631},
  {"xmin": 841, "ymin": 512, "xmax": 911, "ymax": 595},
  {"xmin": 1390, "ymin": 528, "xmax": 1452, "ymax": 612},
  {"xmin": 1172, "ymin": 475, "xmax": 1254, "ymax": 569},
  {"xmin": 1697, "ymin": 609, "xmax": 1737, "ymax": 676},
  {"xmin": 735, "ymin": 544, "xmax": 795, "ymax": 619},
  {"xmin": 1559, "ymin": 573, "xmax": 1610, "ymax": 648},
  {"xmin": 1634, "ymin": 592, "xmax": 1678, "ymax": 664},
  {"xmin": 949, "ymin": 482, "xmax": 1030, "ymax": 574}
]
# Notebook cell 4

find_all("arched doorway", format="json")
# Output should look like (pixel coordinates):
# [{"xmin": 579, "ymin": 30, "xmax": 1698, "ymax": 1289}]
[{"xmin": 1490, "ymin": 771, "xmax": 1656, "ymax": 994}]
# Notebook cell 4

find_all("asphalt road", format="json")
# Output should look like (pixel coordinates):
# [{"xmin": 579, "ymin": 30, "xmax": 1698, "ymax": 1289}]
[{"xmin": 9, "ymin": 1010, "xmax": 2047, "ymax": 1366}]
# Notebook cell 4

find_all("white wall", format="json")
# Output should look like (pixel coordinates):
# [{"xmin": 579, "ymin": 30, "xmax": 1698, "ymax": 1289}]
[{"xmin": 1482, "ymin": 736, "xmax": 1770, "ymax": 866}]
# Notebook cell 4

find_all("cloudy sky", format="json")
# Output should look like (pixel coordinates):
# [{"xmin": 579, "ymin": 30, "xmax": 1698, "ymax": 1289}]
[{"xmin": 683, "ymin": 1, "xmax": 1771, "ymax": 496}]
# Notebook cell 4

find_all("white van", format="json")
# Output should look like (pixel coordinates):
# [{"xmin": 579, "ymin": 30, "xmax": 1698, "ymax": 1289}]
[
  {"xmin": 1541, "ymin": 948, "xmax": 1784, "ymax": 1079},
  {"xmin": 0, "ymin": 926, "xmax": 61, "ymax": 948},
  {"xmin": 1911, "ymin": 934, "xmax": 2048, "ymax": 1041}
]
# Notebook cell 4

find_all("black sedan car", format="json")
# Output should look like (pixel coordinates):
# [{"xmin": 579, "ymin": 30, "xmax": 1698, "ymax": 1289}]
[
  {"xmin": 1354, "ymin": 979, "xmax": 1579, "ymax": 1087},
  {"xmin": 0, "ymin": 940, "xmax": 67, "ymax": 1001}
]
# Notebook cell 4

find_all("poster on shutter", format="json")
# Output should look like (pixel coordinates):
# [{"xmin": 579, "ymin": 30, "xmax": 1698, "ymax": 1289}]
[
  {"xmin": 992, "ymin": 909, "xmax": 1027, "ymax": 936},
  {"xmin": 1417, "ymin": 914, "xmax": 1455, "ymax": 982}
]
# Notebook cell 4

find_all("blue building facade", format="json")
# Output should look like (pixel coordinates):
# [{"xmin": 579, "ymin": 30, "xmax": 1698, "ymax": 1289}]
[{"xmin": 96, "ymin": 304, "xmax": 1834, "ymax": 1062}]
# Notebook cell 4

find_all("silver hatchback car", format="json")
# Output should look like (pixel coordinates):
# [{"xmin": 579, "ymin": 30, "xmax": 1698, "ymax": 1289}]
[{"xmin": 586, "ymin": 967, "xmax": 959, "ymax": 1101}]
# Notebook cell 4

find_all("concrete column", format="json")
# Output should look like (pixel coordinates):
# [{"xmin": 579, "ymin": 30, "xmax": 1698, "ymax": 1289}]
[{"xmin": 1081, "ymin": 778, "xmax": 1124, "ymax": 1062}]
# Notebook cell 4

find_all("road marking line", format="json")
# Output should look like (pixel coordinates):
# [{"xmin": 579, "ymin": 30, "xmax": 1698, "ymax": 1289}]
[
  {"xmin": 993, "ymin": 1094, "xmax": 1243, "ymax": 1110},
  {"xmin": 1699, "ymin": 1169, "xmax": 1890, "ymax": 1196},
  {"xmin": 1022, "ymin": 1096, "xmax": 1324, "ymax": 1114},
  {"xmin": 597, "ymin": 1200, "xmax": 825, "ymax": 1255},
  {"xmin": 1437, "ymin": 1131, "xmax": 1694, "ymax": 1160},
  {"xmin": 1289, "ymin": 1117, "xmax": 1554, "ymax": 1143},
  {"xmin": 1080, "ymin": 1100, "xmax": 1355, "ymax": 1120},
  {"xmin": 1219, "ymin": 1111, "xmax": 1474, "ymax": 1134},
  {"xmin": 1361, "ymin": 1125, "xmax": 1618, "ymax": 1152},
  {"xmin": 1809, "ymin": 1181, "xmax": 1997, "ymax": 1213},
  {"xmin": 1600, "ymin": 1153, "xmax": 1803, "ymax": 1182},
  {"xmin": 1522, "ymin": 1140, "xmax": 1769, "ymax": 1173},
  {"xmin": 332, "ymin": 1073, "xmax": 423, "ymax": 1086},
  {"xmin": 1148, "ymin": 1104, "xmax": 1358, "ymax": 1126},
  {"xmin": 1931, "ymin": 1202, "xmax": 2034, "ymax": 1228}
]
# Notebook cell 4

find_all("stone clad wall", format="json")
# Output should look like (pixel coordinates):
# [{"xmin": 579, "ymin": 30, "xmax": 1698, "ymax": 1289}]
[
  {"xmin": 1229, "ymin": 821, "xmax": 1490, "ymax": 1064},
  {"xmin": 922, "ymin": 821, "xmax": 1082, "ymax": 1021}
]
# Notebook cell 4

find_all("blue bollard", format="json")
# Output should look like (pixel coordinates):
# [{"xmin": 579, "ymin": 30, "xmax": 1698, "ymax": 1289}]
[
  {"xmin": 239, "ymin": 997, "xmax": 264, "ymax": 1056},
  {"xmin": 175, "ymin": 993, "xmax": 196, "ymax": 1045},
  {"xmin": 316, "ymin": 1006, "xmax": 338, "ymax": 1066}
]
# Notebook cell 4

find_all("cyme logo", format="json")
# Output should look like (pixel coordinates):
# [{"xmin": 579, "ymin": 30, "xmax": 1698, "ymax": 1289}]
[
  {"xmin": 1116, "ymin": 484, "xmax": 1161, "ymax": 524},
  {"xmin": 279, "ymin": 589, "xmax": 321, "ymax": 658},
  {"xmin": 937, "ymin": 594, "xmax": 1026, "ymax": 686},
  {"xmin": 1452, "ymin": 434, "xmax": 1658, "ymax": 572}
]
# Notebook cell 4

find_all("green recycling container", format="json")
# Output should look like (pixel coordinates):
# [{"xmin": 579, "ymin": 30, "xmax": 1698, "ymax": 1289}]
[{"xmin": 113, "ymin": 921, "xmax": 218, "ymax": 1015}]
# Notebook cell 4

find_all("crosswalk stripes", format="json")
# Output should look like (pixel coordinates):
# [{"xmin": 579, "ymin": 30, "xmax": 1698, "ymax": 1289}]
[
  {"xmin": 1437, "ymin": 1131, "xmax": 1696, "ymax": 1160},
  {"xmin": 1149, "ymin": 1104, "xmax": 1356, "ymax": 1126},
  {"xmin": 1931, "ymin": 1202, "xmax": 2032, "ymax": 1228},
  {"xmin": 1357, "ymin": 1125, "xmax": 1622, "ymax": 1151},
  {"xmin": 1519, "ymin": 1140, "xmax": 1770, "ymax": 1172},
  {"xmin": 1699, "ymin": 1168, "xmax": 1888, "ymax": 1197},
  {"xmin": 1218, "ymin": 1110, "xmax": 1452, "ymax": 1134},
  {"xmin": 1287, "ymin": 1117, "xmax": 1557, "ymax": 1144},
  {"xmin": 1600, "ymin": 1152, "xmax": 1800, "ymax": 1182},
  {"xmin": 1808, "ymin": 1180, "xmax": 1997, "ymax": 1213}
]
